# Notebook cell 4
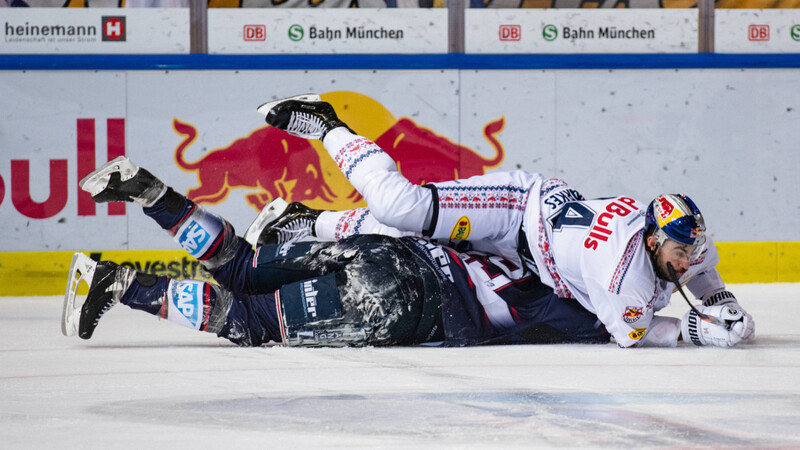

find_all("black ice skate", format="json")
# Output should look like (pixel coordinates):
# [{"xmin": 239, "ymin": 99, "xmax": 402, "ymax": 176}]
[
  {"xmin": 79, "ymin": 156, "xmax": 166, "ymax": 207},
  {"xmin": 244, "ymin": 198, "xmax": 322, "ymax": 248},
  {"xmin": 62, "ymin": 252, "xmax": 135, "ymax": 339},
  {"xmin": 257, "ymin": 94, "xmax": 350, "ymax": 141}
]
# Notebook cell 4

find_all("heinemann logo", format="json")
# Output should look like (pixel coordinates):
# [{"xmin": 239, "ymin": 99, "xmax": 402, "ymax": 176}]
[{"xmin": 5, "ymin": 21, "xmax": 97, "ymax": 39}]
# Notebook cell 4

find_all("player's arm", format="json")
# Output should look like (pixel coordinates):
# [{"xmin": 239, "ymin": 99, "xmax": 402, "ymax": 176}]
[
  {"xmin": 585, "ymin": 279, "xmax": 659, "ymax": 348},
  {"xmin": 684, "ymin": 240, "xmax": 755, "ymax": 343}
]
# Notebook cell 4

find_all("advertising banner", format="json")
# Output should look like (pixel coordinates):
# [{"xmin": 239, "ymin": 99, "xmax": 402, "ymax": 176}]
[
  {"xmin": 1, "ymin": 69, "xmax": 799, "ymax": 292},
  {"xmin": 208, "ymin": 9, "xmax": 448, "ymax": 54},
  {"xmin": 465, "ymin": 9, "xmax": 698, "ymax": 53},
  {"xmin": 0, "ymin": 8, "xmax": 190, "ymax": 54},
  {"xmin": 715, "ymin": 9, "xmax": 800, "ymax": 53}
]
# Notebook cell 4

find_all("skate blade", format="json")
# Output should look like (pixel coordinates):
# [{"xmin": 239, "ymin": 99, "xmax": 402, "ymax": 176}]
[
  {"xmin": 61, "ymin": 252, "xmax": 97, "ymax": 337},
  {"xmin": 78, "ymin": 156, "xmax": 138, "ymax": 196},
  {"xmin": 256, "ymin": 94, "xmax": 322, "ymax": 117},
  {"xmin": 244, "ymin": 198, "xmax": 289, "ymax": 248}
]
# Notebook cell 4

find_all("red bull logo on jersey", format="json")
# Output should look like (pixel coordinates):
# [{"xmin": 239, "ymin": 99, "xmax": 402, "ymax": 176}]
[
  {"xmin": 171, "ymin": 91, "xmax": 506, "ymax": 212},
  {"xmin": 622, "ymin": 306, "xmax": 644, "ymax": 324},
  {"xmin": 583, "ymin": 197, "xmax": 640, "ymax": 251}
]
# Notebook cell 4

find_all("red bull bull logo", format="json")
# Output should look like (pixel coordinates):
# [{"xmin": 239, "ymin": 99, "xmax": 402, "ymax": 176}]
[
  {"xmin": 173, "ymin": 119, "xmax": 335, "ymax": 211},
  {"xmin": 622, "ymin": 306, "xmax": 644, "ymax": 324},
  {"xmin": 173, "ymin": 91, "xmax": 506, "ymax": 211}
]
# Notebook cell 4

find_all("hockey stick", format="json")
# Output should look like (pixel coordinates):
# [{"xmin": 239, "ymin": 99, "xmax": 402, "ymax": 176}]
[{"xmin": 666, "ymin": 262, "xmax": 727, "ymax": 328}]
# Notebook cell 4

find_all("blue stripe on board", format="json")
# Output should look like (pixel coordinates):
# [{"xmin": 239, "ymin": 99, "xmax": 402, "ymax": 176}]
[{"xmin": 2, "ymin": 53, "xmax": 800, "ymax": 70}]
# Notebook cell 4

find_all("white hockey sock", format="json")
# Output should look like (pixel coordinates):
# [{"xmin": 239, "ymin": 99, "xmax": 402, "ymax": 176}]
[
  {"xmin": 321, "ymin": 128, "xmax": 432, "ymax": 233},
  {"xmin": 315, "ymin": 209, "xmax": 416, "ymax": 241}
]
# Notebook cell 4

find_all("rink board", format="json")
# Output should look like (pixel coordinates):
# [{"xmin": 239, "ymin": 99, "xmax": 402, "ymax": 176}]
[{"xmin": 1, "ymin": 241, "xmax": 797, "ymax": 296}]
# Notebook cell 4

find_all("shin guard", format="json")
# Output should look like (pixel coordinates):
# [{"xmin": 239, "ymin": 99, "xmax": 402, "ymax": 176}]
[{"xmin": 171, "ymin": 205, "xmax": 239, "ymax": 270}]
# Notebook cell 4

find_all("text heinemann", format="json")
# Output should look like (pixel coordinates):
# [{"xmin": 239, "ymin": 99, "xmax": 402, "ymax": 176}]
[
  {"xmin": 309, "ymin": 26, "xmax": 404, "ymax": 41},
  {"xmin": 563, "ymin": 27, "xmax": 655, "ymax": 39}
]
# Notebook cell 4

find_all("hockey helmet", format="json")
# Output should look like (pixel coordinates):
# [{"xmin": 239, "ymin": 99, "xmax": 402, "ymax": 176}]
[{"xmin": 645, "ymin": 194, "xmax": 706, "ymax": 250}]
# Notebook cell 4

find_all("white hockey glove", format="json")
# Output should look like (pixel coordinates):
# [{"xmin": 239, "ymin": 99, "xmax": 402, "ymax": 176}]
[
  {"xmin": 701, "ymin": 290, "xmax": 755, "ymax": 343},
  {"xmin": 702, "ymin": 290, "xmax": 737, "ymax": 307},
  {"xmin": 681, "ymin": 304, "xmax": 753, "ymax": 348}
]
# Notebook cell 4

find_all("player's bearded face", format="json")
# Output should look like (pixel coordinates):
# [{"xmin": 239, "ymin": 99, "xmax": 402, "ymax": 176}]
[{"xmin": 649, "ymin": 238, "xmax": 696, "ymax": 281}]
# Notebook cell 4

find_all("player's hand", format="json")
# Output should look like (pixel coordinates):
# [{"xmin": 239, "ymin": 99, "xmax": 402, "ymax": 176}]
[{"xmin": 681, "ymin": 304, "xmax": 753, "ymax": 348}]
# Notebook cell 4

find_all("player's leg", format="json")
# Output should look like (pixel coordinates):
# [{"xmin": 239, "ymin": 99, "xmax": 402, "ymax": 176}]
[
  {"xmin": 258, "ymin": 95, "xmax": 540, "ymax": 256},
  {"xmin": 79, "ymin": 156, "xmax": 255, "ymax": 292},
  {"xmin": 62, "ymin": 252, "xmax": 281, "ymax": 346},
  {"xmin": 502, "ymin": 291, "xmax": 611, "ymax": 345},
  {"xmin": 244, "ymin": 198, "xmax": 416, "ymax": 247},
  {"xmin": 259, "ymin": 95, "xmax": 435, "ymax": 235}
]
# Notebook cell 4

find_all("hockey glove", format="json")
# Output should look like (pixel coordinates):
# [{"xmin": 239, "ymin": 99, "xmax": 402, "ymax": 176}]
[
  {"xmin": 701, "ymin": 291, "xmax": 755, "ymax": 343},
  {"xmin": 681, "ymin": 304, "xmax": 753, "ymax": 348}
]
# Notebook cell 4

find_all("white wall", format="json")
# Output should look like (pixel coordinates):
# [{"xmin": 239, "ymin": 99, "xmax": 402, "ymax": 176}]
[{"xmin": 0, "ymin": 68, "xmax": 797, "ymax": 252}]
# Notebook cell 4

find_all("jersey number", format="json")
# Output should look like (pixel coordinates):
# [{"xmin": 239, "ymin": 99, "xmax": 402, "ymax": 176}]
[{"xmin": 551, "ymin": 202, "xmax": 595, "ymax": 231}]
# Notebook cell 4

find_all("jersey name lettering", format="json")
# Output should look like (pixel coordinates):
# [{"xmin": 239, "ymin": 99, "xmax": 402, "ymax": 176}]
[{"xmin": 543, "ymin": 188, "xmax": 584, "ymax": 209}]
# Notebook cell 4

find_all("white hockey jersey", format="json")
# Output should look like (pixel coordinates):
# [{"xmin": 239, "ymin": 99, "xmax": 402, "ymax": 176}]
[{"xmin": 524, "ymin": 178, "xmax": 724, "ymax": 347}]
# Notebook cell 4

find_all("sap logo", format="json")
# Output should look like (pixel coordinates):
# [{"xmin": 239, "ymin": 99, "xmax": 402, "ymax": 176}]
[
  {"xmin": 303, "ymin": 279, "xmax": 319, "ymax": 319},
  {"xmin": 179, "ymin": 221, "xmax": 211, "ymax": 256},
  {"xmin": 176, "ymin": 282, "xmax": 201, "ymax": 325}
]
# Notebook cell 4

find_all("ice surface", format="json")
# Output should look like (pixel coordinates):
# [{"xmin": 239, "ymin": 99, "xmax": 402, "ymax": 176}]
[{"xmin": 1, "ymin": 283, "xmax": 799, "ymax": 449}]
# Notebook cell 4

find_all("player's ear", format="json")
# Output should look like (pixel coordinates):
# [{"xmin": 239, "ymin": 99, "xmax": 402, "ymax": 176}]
[{"xmin": 646, "ymin": 235, "xmax": 658, "ymax": 252}]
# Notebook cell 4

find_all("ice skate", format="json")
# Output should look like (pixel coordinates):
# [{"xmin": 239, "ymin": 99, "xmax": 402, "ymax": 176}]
[
  {"xmin": 257, "ymin": 94, "xmax": 349, "ymax": 140},
  {"xmin": 79, "ymin": 156, "xmax": 166, "ymax": 207},
  {"xmin": 244, "ymin": 198, "xmax": 321, "ymax": 247},
  {"xmin": 62, "ymin": 252, "xmax": 135, "ymax": 339}
]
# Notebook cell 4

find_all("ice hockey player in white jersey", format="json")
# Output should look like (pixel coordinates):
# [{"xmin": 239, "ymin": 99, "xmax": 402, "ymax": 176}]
[{"xmin": 254, "ymin": 94, "xmax": 755, "ymax": 349}]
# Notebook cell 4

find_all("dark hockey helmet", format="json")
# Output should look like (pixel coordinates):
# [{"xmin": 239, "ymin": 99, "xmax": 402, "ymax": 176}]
[{"xmin": 645, "ymin": 194, "xmax": 706, "ymax": 250}]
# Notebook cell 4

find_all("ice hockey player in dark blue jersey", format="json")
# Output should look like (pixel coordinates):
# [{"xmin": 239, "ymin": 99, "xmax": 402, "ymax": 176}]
[{"xmin": 62, "ymin": 157, "xmax": 614, "ymax": 348}]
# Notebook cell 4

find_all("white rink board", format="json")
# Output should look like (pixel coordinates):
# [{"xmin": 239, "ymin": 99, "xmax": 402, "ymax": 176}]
[
  {"xmin": 465, "ymin": 9, "xmax": 698, "ymax": 54},
  {"xmin": 1, "ymin": 69, "xmax": 799, "ymax": 252},
  {"xmin": 715, "ymin": 9, "xmax": 800, "ymax": 53},
  {"xmin": 1, "ymin": 283, "xmax": 799, "ymax": 448},
  {"xmin": 0, "ymin": 9, "xmax": 190, "ymax": 54},
  {"xmin": 208, "ymin": 9, "xmax": 448, "ymax": 54}
]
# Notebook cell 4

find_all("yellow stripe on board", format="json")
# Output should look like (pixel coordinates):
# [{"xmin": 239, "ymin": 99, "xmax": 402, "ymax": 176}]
[
  {"xmin": 0, "ymin": 242, "xmax": 797, "ymax": 296},
  {"xmin": 0, "ymin": 250, "xmax": 213, "ymax": 297},
  {"xmin": 714, "ymin": 242, "xmax": 800, "ymax": 284}
]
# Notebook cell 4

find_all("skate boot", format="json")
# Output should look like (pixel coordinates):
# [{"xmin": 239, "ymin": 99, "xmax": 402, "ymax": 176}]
[
  {"xmin": 79, "ymin": 156, "xmax": 166, "ymax": 207},
  {"xmin": 62, "ymin": 252, "xmax": 136, "ymax": 339},
  {"xmin": 257, "ymin": 94, "xmax": 350, "ymax": 141},
  {"xmin": 244, "ymin": 198, "xmax": 322, "ymax": 248}
]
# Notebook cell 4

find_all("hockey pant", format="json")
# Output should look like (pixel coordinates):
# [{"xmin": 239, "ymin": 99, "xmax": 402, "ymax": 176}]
[
  {"xmin": 400, "ymin": 237, "xmax": 610, "ymax": 346},
  {"xmin": 319, "ymin": 128, "xmax": 544, "ymax": 266},
  {"xmin": 119, "ymin": 188, "xmax": 442, "ymax": 347}
]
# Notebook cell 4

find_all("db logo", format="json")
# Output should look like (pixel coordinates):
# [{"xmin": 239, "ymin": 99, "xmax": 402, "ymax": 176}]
[
  {"xmin": 244, "ymin": 25, "xmax": 266, "ymax": 42},
  {"xmin": 748, "ymin": 24, "xmax": 769, "ymax": 41},
  {"xmin": 499, "ymin": 25, "xmax": 521, "ymax": 42},
  {"xmin": 101, "ymin": 16, "xmax": 126, "ymax": 42}
]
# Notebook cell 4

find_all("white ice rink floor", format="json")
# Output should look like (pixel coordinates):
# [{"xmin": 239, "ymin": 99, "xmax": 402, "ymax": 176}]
[{"xmin": 2, "ymin": 283, "xmax": 799, "ymax": 449}]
